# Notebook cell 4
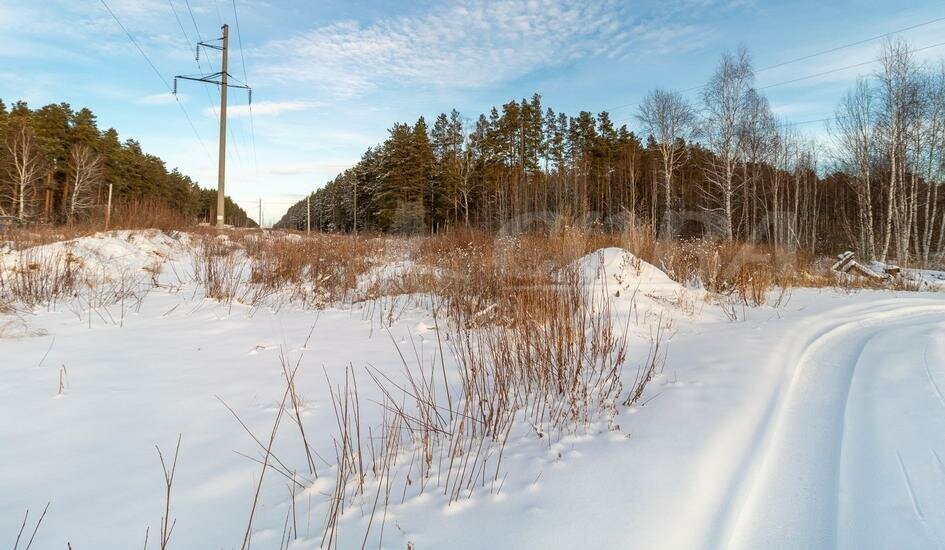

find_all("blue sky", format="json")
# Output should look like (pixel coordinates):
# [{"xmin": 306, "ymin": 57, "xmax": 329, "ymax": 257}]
[{"xmin": 1, "ymin": 0, "xmax": 944, "ymax": 225}]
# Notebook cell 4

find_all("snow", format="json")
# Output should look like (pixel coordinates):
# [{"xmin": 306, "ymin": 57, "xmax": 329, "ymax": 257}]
[
  {"xmin": 578, "ymin": 246, "xmax": 694, "ymax": 297},
  {"xmin": 858, "ymin": 258, "xmax": 945, "ymax": 291},
  {"xmin": 0, "ymin": 229, "xmax": 183, "ymax": 274},
  {"xmin": 2, "ymin": 231, "xmax": 945, "ymax": 548}
]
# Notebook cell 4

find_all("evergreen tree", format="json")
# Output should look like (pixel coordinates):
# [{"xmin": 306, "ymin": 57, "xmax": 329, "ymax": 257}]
[{"xmin": 0, "ymin": 98, "xmax": 254, "ymax": 226}]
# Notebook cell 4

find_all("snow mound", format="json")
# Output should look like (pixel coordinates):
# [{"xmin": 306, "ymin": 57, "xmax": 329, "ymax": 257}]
[
  {"xmin": 0, "ymin": 230, "xmax": 182, "ymax": 276},
  {"xmin": 867, "ymin": 261, "xmax": 945, "ymax": 291},
  {"xmin": 575, "ymin": 247, "xmax": 704, "ymax": 308}
]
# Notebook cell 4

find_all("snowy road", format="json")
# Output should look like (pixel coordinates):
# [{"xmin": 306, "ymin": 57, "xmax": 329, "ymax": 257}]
[
  {"xmin": 3, "ymin": 234, "xmax": 945, "ymax": 548},
  {"xmin": 718, "ymin": 301, "xmax": 945, "ymax": 550}
]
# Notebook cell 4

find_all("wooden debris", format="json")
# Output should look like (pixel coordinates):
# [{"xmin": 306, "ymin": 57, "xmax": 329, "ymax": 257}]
[{"xmin": 832, "ymin": 251, "xmax": 889, "ymax": 280}]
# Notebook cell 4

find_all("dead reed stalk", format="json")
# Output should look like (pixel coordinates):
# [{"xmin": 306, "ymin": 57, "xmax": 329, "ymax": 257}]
[{"xmin": 156, "ymin": 435, "xmax": 181, "ymax": 550}]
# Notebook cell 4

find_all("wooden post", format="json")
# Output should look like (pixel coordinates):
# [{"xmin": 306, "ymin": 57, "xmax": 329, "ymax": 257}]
[
  {"xmin": 105, "ymin": 184, "xmax": 113, "ymax": 230},
  {"xmin": 61, "ymin": 181, "xmax": 70, "ymax": 221}
]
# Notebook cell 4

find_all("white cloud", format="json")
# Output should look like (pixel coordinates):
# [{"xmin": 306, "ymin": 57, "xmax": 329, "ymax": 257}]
[
  {"xmin": 256, "ymin": 0, "xmax": 708, "ymax": 97},
  {"xmin": 770, "ymin": 101, "xmax": 825, "ymax": 118},
  {"xmin": 208, "ymin": 100, "xmax": 323, "ymax": 118},
  {"xmin": 264, "ymin": 161, "xmax": 358, "ymax": 176},
  {"xmin": 138, "ymin": 92, "xmax": 184, "ymax": 105}
]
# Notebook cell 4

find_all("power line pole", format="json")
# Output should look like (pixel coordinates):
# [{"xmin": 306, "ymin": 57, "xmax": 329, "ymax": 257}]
[
  {"xmin": 105, "ymin": 183, "xmax": 113, "ymax": 230},
  {"xmin": 174, "ymin": 24, "xmax": 250, "ymax": 229},
  {"xmin": 306, "ymin": 195, "xmax": 311, "ymax": 234},
  {"xmin": 258, "ymin": 198, "xmax": 262, "ymax": 229},
  {"xmin": 217, "ymin": 24, "xmax": 228, "ymax": 229}
]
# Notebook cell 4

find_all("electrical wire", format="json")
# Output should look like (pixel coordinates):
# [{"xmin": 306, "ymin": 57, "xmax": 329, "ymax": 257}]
[
  {"xmin": 758, "ymin": 39, "xmax": 945, "ymax": 90},
  {"xmin": 756, "ymin": 15, "xmax": 945, "ymax": 72},
  {"xmin": 607, "ymin": 13, "xmax": 945, "ymax": 117},
  {"xmin": 613, "ymin": 37, "xmax": 945, "ymax": 127},
  {"xmin": 231, "ymin": 0, "xmax": 259, "ymax": 174},
  {"xmin": 99, "ymin": 0, "xmax": 211, "ymax": 159},
  {"xmin": 168, "ymin": 0, "xmax": 221, "ymax": 123}
]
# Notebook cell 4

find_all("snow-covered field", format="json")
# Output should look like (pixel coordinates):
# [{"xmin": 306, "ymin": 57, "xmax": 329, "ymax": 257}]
[{"xmin": 2, "ymin": 230, "xmax": 945, "ymax": 549}]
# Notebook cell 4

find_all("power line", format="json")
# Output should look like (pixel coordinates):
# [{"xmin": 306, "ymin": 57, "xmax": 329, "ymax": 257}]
[
  {"xmin": 98, "ymin": 0, "xmax": 211, "ymax": 159},
  {"xmin": 614, "ymin": 37, "xmax": 945, "ymax": 127},
  {"xmin": 756, "ymin": 15, "xmax": 945, "ymax": 72},
  {"xmin": 183, "ymin": 0, "xmax": 204, "ymax": 44},
  {"xmin": 231, "ymin": 0, "xmax": 250, "ymax": 85},
  {"xmin": 203, "ymin": 0, "xmax": 252, "ymax": 173},
  {"xmin": 222, "ymin": 7, "xmax": 248, "ymax": 174},
  {"xmin": 607, "ymin": 13, "xmax": 945, "ymax": 117},
  {"xmin": 758, "ymin": 39, "xmax": 945, "ymax": 90},
  {"xmin": 212, "ymin": 0, "xmax": 225, "ymax": 27},
  {"xmin": 623, "ymin": 39, "xmax": 945, "ymax": 131},
  {"xmin": 231, "ymin": 0, "xmax": 259, "ymax": 174},
  {"xmin": 177, "ymin": 2, "xmax": 247, "ymax": 172},
  {"xmin": 175, "ymin": 25, "xmax": 254, "ymax": 227},
  {"xmin": 777, "ymin": 117, "xmax": 835, "ymax": 128},
  {"xmin": 99, "ymin": 0, "xmax": 170, "ymax": 89},
  {"xmin": 756, "ymin": 60, "xmax": 876, "ymax": 91},
  {"xmin": 168, "ymin": 0, "xmax": 248, "ymax": 176},
  {"xmin": 234, "ymin": 199, "xmax": 303, "ymax": 205},
  {"xmin": 167, "ymin": 0, "xmax": 193, "ymax": 45},
  {"xmin": 168, "ymin": 0, "xmax": 221, "ymax": 123}
]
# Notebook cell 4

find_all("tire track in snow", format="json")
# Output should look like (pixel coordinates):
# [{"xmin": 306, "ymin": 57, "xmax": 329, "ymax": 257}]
[
  {"xmin": 699, "ymin": 300, "xmax": 932, "ymax": 549},
  {"xmin": 933, "ymin": 449, "xmax": 945, "ymax": 480},
  {"xmin": 708, "ymin": 302, "xmax": 945, "ymax": 550},
  {"xmin": 923, "ymin": 343, "xmax": 945, "ymax": 411},
  {"xmin": 838, "ymin": 318, "xmax": 945, "ymax": 549},
  {"xmin": 896, "ymin": 451, "xmax": 926, "ymax": 522}
]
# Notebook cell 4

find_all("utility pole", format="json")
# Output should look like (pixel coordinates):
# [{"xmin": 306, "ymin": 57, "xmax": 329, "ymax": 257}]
[
  {"xmin": 105, "ymin": 183, "xmax": 113, "ymax": 230},
  {"xmin": 258, "ymin": 198, "xmax": 262, "ymax": 229},
  {"xmin": 43, "ymin": 171, "xmax": 52, "ymax": 222},
  {"xmin": 306, "ymin": 195, "xmax": 311, "ymax": 234},
  {"xmin": 174, "ymin": 24, "xmax": 251, "ymax": 229},
  {"xmin": 217, "ymin": 24, "xmax": 228, "ymax": 228}
]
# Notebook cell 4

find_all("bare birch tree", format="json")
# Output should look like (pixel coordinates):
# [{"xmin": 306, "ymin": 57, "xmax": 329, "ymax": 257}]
[
  {"xmin": 932, "ymin": 63, "xmax": 945, "ymax": 259},
  {"xmin": 876, "ymin": 38, "xmax": 918, "ymax": 263},
  {"xmin": 637, "ymin": 88, "xmax": 696, "ymax": 231},
  {"xmin": 66, "ymin": 143, "xmax": 104, "ymax": 224},
  {"xmin": 457, "ymin": 131, "xmax": 479, "ymax": 226},
  {"xmin": 767, "ymin": 126, "xmax": 798, "ymax": 247},
  {"xmin": 4, "ymin": 120, "xmax": 44, "ymax": 219},
  {"xmin": 738, "ymin": 88, "xmax": 777, "ymax": 239},
  {"xmin": 833, "ymin": 78, "xmax": 878, "ymax": 259},
  {"xmin": 702, "ymin": 46, "xmax": 754, "ymax": 240}
]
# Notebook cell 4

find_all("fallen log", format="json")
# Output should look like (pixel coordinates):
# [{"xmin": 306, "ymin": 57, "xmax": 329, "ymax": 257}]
[{"xmin": 832, "ymin": 251, "xmax": 889, "ymax": 280}]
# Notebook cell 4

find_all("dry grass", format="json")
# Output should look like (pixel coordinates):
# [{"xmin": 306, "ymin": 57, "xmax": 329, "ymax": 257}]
[
  {"xmin": 304, "ymin": 233, "xmax": 636, "ymax": 547},
  {"xmin": 4, "ymin": 221, "xmax": 914, "ymax": 316},
  {"xmin": 313, "ymin": 311, "xmax": 630, "ymax": 546},
  {"xmin": 183, "ymin": 231, "xmax": 384, "ymax": 309},
  {"xmin": 12, "ymin": 502, "xmax": 50, "ymax": 550},
  {"xmin": 1, "ymin": 225, "xmax": 97, "ymax": 252},
  {"xmin": 189, "ymin": 235, "xmax": 246, "ymax": 304},
  {"xmin": 1, "ymin": 201, "xmax": 192, "ymax": 252},
  {"xmin": 255, "ymin": 227, "xmax": 931, "ymax": 543},
  {"xmin": 109, "ymin": 199, "xmax": 194, "ymax": 232},
  {"xmin": 3, "ymin": 224, "xmax": 937, "ymax": 546},
  {"xmin": 402, "ymin": 227, "xmax": 620, "ymax": 325},
  {"xmin": 0, "ymin": 248, "xmax": 82, "ymax": 309},
  {"xmin": 155, "ymin": 435, "xmax": 181, "ymax": 550},
  {"xmin": 243, "ymin": 232, "xmax": 380, "ymax": 306}
]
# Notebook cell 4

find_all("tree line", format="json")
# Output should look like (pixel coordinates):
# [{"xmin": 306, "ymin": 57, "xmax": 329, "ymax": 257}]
[
  {"xmin": 275, "ymin": 39, "xmax": 945, "ymax": 265},
  {"xmin": 0, "ymin": 100, "xmax": 256, "ymax": 227}
]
